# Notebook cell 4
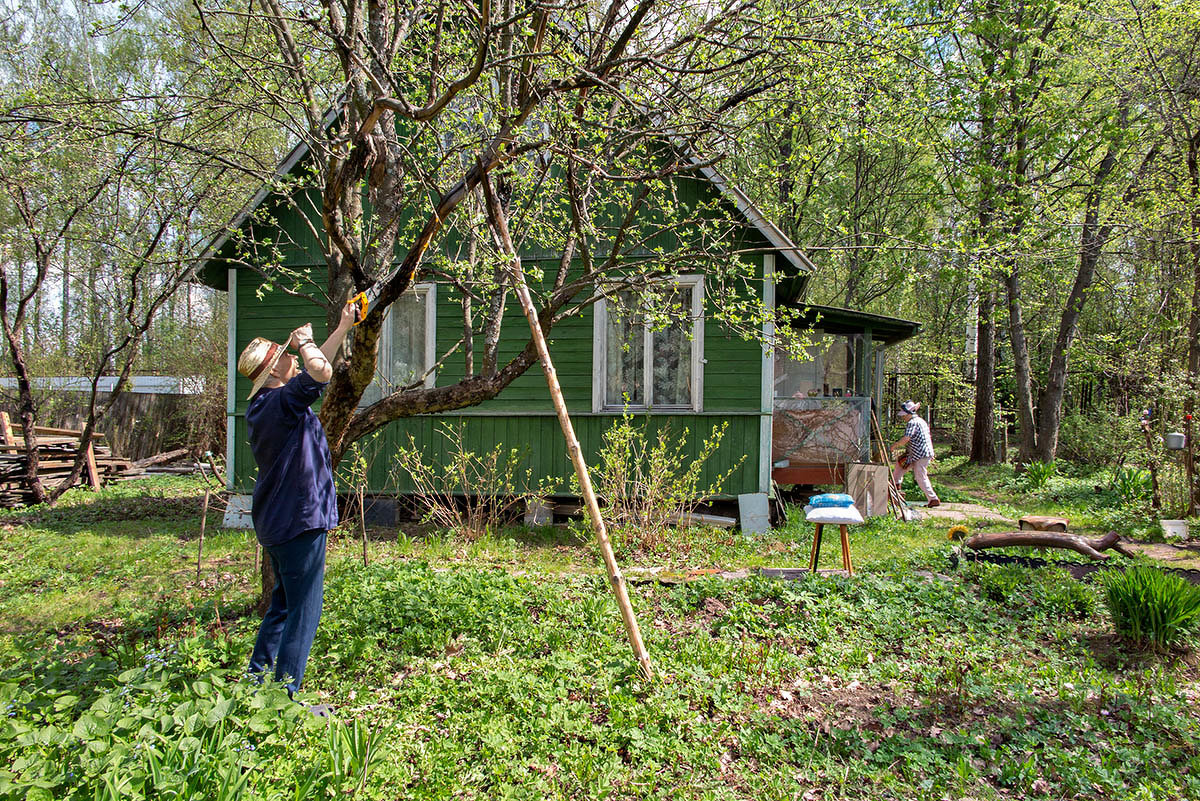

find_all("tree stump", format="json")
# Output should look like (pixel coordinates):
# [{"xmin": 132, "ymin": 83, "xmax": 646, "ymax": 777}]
[{"xmin": 1018, "ymin": 515, "xmax": 1069, "ymax": 532}]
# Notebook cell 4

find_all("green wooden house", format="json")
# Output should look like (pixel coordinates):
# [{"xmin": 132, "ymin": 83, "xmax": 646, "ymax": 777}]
[{"xmin": 199, "ymin": 140, "xmax": 919, "ymax": 522}]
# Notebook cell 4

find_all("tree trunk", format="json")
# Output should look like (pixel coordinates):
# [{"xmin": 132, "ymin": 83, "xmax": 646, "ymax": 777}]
[
  {"xmin": 0, "ymin": 265, "xmax": 48, "ymax": 505},
  {"xmin": 1005, "ymin": 264, "xmax": 1038, "ymax": 464},
  {"xmin": 971, "ymin": 287, "xmax": 998, "ymax": 463},
  {"xmin": 61, "ymin": 238, "xmax": 70, "ymax": 355},
  {"xmin": 1, "ymin": 337, "xmax": 47, "ymax": 505},
  {"xmin": 257, "ymin": 549, "xmax": 276, "ymax": 615},
  {"xmin": 1185, "ymin": 131, "xmax": 1200, "ymax": 512},
  {"xmin": 1035, "ymin": 151, "xmax": 1116, "ymax": 463},
  {"xmin": 971, "ymin": 42, "xmax": 999, "ymax": 466},
  {"xmin": 963, "ymin": 529, "xmax": 1127, "ymax": 560},
  {"xmin": 1143, "ymin": 419, "xmax": 1162, "ymax": 512}
]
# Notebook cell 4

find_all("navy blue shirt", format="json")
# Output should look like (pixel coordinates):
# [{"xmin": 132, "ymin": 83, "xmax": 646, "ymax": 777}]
[{"xmin": 246, "ymin": 371, "xmax": 338, "ymax": 546}]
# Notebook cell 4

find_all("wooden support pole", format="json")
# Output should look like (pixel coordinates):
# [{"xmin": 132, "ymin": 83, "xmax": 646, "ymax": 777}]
[
  {"xmin": 197, "ymin": 490, "xmax": 210, "ymax": 581},
  {"xmin": 871, "ymin": 411, "xmax": 906, "ymax": 520},
  {"xmin": 1186, "ymin": 414, "xmax": 1196, "ymax": 517},
  {"xmin": 84, "ymin": 442, "xmax": 102, "ymax": 491},
  {"xmin": 481, "ymin": 175, "xmax": 654, "ymax": 681},
  {"xmin": 1141, "ymin": 419, "xmax": 1162, "ymax": 511},
  {"xmin": 0, "ymin": 412, "xmax": 13, "ymax": 447},
  {"xmin": 360, "ymin": 492, "xmax": 369, "ymax": 568}
]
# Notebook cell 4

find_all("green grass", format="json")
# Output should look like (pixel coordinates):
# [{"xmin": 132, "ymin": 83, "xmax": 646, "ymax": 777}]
[
  {"xmin": 934, "ymin": 455, "xmax": 1165, "ymax": 537},
  {"xmin": 1, "ymin": 476, "xmax": 1198, "ymax": 800}
]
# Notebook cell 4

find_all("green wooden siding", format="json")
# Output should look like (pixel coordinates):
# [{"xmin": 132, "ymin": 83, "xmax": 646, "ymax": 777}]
[
  {"xmin": 225, "ymin": 145, "xmax": 777, "ymax": 499},
  {"xmin": 230, "ymin": 256, "xmax": 768, "ymax": 495},
  {"xmin": 232, "ymin": 412, "xmax": 761, "ymax": 497},
  {"xmin": 232, "ymin": 270, "xmax": 332, "ymax": 410},
  {"xmin": 232, "ymin": 258, "xmax": 766, "ymax": 415}
]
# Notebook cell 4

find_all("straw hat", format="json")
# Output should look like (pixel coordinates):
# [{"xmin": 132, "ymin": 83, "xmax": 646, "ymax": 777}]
[{"xmin": 238, "ymin": 337, "xmax": 286, "ymax": 399}]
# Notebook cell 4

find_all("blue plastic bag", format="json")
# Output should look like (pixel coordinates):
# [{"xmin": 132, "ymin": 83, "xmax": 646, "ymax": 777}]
[{"xmin": 807, "ymin": 492, "xmax": 856, "ymax": 508}]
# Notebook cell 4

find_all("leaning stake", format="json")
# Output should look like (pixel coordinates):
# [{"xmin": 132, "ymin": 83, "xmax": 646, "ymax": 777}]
[
  {"xmin": 481, "ymin": 176, "xmax": 653, "ymax": 681},
  {"xmin": 197, "ymin": 489, "xmax": 210, "ymax": 581}
]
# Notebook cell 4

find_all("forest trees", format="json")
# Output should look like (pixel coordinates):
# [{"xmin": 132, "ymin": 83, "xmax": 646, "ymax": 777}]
[
  {"xmin": 0, "ymin": 0, "xmax": 265, "ymax": 501},
  {"xmin": 3, "ymin": 0, "xmax": 1199, "ymax": 489},
  {"xmin": 728, "ymin": 0, "xmax": 1200, "ymax": 480}
]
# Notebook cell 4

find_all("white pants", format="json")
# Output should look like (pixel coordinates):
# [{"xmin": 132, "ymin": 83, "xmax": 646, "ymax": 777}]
[{"xmin": 893, "ymin": 456, "xmax": 938, "ymax": 502}]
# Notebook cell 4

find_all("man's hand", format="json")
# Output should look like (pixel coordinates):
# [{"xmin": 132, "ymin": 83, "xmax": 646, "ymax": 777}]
[
  {"xmin": 338, "ymin": 300, "xmax": 358, "ymax": 331},
  {"xmin": 316, "ymin": 300, "xmax": 361, "ymax": 372},
  {"xmin": 289, "ymin": 323, "xmax": 315, "ymax": 349}
]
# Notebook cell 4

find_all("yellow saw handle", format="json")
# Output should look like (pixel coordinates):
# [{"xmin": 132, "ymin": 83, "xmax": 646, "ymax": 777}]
[{"xmin": 350, "ymin": 291, "xmax": 369, "ymax": 326}]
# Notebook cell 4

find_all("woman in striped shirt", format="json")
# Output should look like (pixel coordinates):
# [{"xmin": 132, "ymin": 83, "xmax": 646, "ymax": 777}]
[{"xmin": 890, "ymin": 400, "xmax": 940, "ymax": 508}]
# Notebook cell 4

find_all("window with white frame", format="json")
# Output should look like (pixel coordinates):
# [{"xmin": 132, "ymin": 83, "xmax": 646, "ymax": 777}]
[
  {"xmin": 360, "ymin": 284, "xmax": 436, "ymax": 406},
  {"xmin": 593, "ymin": 276, "xmax": 704, "ymax": 411}
]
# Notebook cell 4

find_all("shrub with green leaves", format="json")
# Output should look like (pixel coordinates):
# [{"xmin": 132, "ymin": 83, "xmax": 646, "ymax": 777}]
[
  {"xmin": 1021, "ymin": 460, "xmax": 1056, "ymax": 491},
  {"xmin": 1103, "ymin": 567, "xmax": 1200, "ymax": 651},
  {"xmin": 0, "ymin": 638, "xmax": 390, "ymax": 800},
  {"xmin": 1113, "ymin": 467, "xmax": 1152, "ymax": 505},
  {"xmin": 585, "ymin": 413, "xmax": 743, "ymax": 554},
  {"xmin": 390, "ymin": 424, "xmax": 555, "ymax": 540}
]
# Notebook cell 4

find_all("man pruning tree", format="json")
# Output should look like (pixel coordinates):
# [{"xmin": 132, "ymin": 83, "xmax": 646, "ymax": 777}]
[{"xmin": 236, "ymin": 302, "xmax": 357, "ymax": 710}]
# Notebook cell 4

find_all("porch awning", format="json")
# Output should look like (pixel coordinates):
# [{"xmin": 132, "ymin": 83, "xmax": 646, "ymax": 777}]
[{"xmin": 784, "ymin": 303, "xmax": 920, "ymax": 346}]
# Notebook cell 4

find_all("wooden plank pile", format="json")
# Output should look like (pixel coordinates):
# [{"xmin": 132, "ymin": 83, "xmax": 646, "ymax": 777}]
[{"xmin": 0, "ymin": 412, "xmax": 155, "ymax": 507}]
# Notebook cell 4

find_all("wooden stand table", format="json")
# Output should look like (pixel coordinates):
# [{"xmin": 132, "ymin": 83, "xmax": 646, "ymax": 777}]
[{"xmin": 809, "ymin": 523, "xmax": 854, "ymax": 575}]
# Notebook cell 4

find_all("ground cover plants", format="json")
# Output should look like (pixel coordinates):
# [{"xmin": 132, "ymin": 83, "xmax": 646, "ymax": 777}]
[{"xmin": 0, "ymin": 476, "xmax": 1198, "ymax": 799}]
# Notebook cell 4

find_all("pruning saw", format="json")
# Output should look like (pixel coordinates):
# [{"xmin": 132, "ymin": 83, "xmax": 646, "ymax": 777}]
[{"xmin": 348, "ymin": 263, "xmax": 416, "ymax": 326}]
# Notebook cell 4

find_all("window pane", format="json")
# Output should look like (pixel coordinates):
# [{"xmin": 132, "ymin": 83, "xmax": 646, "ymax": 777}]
[
  {"xmin": 389, "ymin": 291, "xmax": 426, "ymax": 387},
  {"xmin": 822, "ymin": 334, "xmax": 855, "ymax": 396},
  {"xmin": 605, "ymin": 295, "xmax": 644, "ymax": 406},
  {"xmin": 651, "ymin": 288, "xmax": 691, "ymax": 406},
  {"xmin": 774, "ymin": 330, "xmax": 827, "ymax": 399}
]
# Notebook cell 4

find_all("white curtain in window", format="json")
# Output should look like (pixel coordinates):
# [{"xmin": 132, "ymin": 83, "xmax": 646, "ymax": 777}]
[
  {"xmin": 389, "ymin": 291, "xmax": 425, "ymax": 388},
  {"xmin": 652, "ymin": 287, "xmax": 691, "ymax": 406},
  {"xmin": 360, "ymin": 290, "xmax": 426, "ymax": 406},
  {"xmin": 605, "ymin": 294, "xmax": 644, "ymax": 406}
]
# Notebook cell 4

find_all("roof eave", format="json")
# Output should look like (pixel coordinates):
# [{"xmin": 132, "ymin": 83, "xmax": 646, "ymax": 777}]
[
  {"xmin": 685, "ymin": 157, "xmax": 816, "ymax": 276},
  {"xmin": 194, "ymin": 106, "xmax": 342, "ymax": 290}
]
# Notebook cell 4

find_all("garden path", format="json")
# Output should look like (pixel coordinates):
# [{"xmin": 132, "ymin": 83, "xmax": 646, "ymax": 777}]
[
  {"xmin": 916, "ymin": 502, "xmax": 1014, "ymax": 524},
  {"xmin": 1120, "ymin": 541, "xmax": 1200, "ymax": 570}
]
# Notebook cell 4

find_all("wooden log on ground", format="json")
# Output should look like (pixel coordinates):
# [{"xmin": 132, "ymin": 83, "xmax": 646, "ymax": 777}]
[
  {"xmin": 145, "ymin": 464, "xmax": 199, "ymax": 474},
  {"xmin": 667, "ymin": 511, "xmax": 738, "ymax": 529},
  {"xmin": 962, "ymin": 530, "xmax": 1129, "ymax": 561},
  {"xmin": 132, "ymin": 448, "xmax": 190, "ymax": 469}
]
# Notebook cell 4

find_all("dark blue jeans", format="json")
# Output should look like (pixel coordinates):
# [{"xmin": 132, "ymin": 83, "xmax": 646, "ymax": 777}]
[{"xmin": 248, "ymin": 528, "xmax": 326, "ymax": 696}]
